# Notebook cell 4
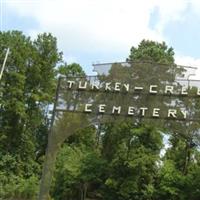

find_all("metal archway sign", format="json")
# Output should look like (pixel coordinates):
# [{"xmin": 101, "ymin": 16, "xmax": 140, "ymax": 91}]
[{"xmin": 38, "ymin": 62, "xmax": 200, "ymax": 200}]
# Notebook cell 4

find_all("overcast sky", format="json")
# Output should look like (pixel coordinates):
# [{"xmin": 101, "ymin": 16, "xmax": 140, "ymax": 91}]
[{"xmin": 1, "ymin": 0, "xmax": 200, "ymax": 77}]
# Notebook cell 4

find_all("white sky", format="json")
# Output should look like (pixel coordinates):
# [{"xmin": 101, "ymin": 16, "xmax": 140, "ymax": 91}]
[{"xmin": 1, "ymin": 0, "xmax": 200, "ymax": 77}]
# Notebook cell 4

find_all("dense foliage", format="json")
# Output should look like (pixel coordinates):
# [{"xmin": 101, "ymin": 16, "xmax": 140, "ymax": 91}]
[{"xmin": 0, "ymin": 32, "xmax": 200, "ymax": 200}]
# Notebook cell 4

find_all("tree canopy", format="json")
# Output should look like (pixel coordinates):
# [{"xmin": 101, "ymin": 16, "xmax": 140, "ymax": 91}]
[{"xmin": 0, "ymin": 33, "xmax": 200, "ymax": 200}]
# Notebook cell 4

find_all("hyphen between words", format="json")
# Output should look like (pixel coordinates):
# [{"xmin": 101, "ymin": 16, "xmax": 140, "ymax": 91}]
[{"xmin": 64, "ymin": 80, "xmax": 200, "ymax": 119}]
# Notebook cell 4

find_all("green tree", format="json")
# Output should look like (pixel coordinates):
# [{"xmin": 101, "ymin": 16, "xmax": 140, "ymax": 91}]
[
  {"xmin": 101, "ymin": 122, "xmax": 162, "ymax": 200},
  {"xmin": 98, "ymin": 39, "xmax": 183, "ymax": 200},
  {"xmin": 57, "ymin": 62, "xmax": 85, "ymax": 77},
  {"xmin": 52, "ymin": 126, "xmax": 106, "ymax": 200},
  {"xmin": 0, "ymin": 31, "xmax": 62, "ymax": 199},
  {"xmin": 127, "ymin": 39, "xmax": 175, "ymax": 64}
]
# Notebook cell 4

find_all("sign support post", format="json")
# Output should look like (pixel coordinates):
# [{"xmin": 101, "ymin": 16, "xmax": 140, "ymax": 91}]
[{"xmin": 38, "ymin": 77, "xmax": 61, "ymax": 200}]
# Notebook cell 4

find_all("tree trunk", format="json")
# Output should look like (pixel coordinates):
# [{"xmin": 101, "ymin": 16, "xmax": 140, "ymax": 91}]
[
  {"xmin": 83, "ymin": 183, "xmax": 88, "ymax": 200},
  {"xmin": 183, "ymin": 140, "xmax": 191, "ymax": 175}
]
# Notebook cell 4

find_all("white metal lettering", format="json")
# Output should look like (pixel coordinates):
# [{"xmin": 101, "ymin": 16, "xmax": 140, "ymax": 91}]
[
  {"xmin": 112, "ymin": 106, "xmax": 121, "ymax": 114},
  {"xmin": 149, "ymin": 85, "xmax": 158, "ymax": 94},
  {"xmin": 153, "ymin": 108, "xmax": 160, "ymax": 117}
]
